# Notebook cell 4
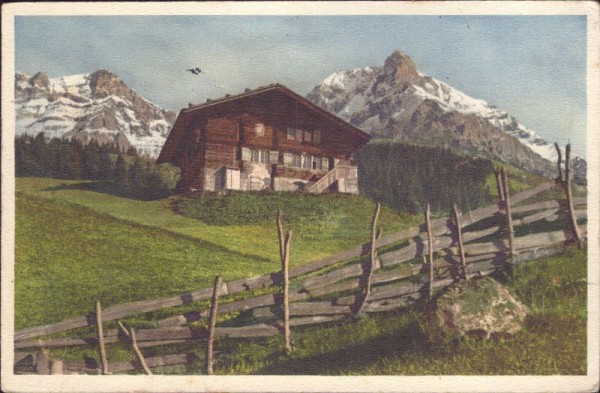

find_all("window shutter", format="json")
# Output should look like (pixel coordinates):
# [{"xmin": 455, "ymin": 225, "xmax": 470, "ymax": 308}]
[
  {"xmin": 323, "ymin": 157, "xmax": 329, "ymax": 170},
  {"xmin": 241, "ymin": 147, "xmax": 251, "ymax": 161},
  {"xmin": 270, "ymin": 150, "xmax": 279, "ymax": 164},
  {"xmin": 295, "ymin": 128, "xmax": 303, "ymax": 141},
  {"xmin": 313, "ymin": 130, "xmax": 321, "ymax": 144}
]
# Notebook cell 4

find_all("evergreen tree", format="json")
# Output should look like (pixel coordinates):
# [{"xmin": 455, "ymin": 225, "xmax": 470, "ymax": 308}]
[
  {"xmin": 97, "ymin": 144, "xmax": 113, "ymax": 180},
  {"xmin": 31, "ymin": 133, "xmax": 50, "ymax": 176},
  {"xmin": 128, "ymin": 157, "xmax": 145, "ymax": 191},
  {"xmin": 144, "ymin": 169, "xmax": 168, "ymax": 200},
  {"xmin": 113, "ymin": 153, "xmax": 127, "ymax": 184},
  {"xmin": 126, "ymin": 145, "xmax": 138, "ymax": 157},
  {"xmin": 83, "ymin": 140, "xmax": 101, "ymax": 180},
  {"xmin": 355, "ymin": 143, "xmax": 493, "ymax": 214}
]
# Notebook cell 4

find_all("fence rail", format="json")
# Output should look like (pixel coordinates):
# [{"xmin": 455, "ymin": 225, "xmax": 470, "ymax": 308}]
[{"xmin": 14, "ymin": 146, "xmax": 588, "ymax": 374}]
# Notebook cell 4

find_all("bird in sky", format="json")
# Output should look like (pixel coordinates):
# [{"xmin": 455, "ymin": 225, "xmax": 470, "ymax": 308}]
[{"xmin": 186, "ymin": 67, "xmax": 202, "ymax": 75}]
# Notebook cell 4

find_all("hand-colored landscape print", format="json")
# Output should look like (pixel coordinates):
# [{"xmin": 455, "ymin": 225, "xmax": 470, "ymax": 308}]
[{"xmin": 10, "ymin": 12, "xmax": 589, "ymax": 379}]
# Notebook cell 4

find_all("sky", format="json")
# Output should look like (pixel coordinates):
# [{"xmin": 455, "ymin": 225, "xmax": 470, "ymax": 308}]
[{"xmin": 14, "ymin": 15, "xmax": 587, "ymax": 156}]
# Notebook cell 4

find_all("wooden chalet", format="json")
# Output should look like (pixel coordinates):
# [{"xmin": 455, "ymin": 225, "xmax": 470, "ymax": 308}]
[{"xmin": 156, "ymin": 84, "xmax": 371, "ymax": 194}]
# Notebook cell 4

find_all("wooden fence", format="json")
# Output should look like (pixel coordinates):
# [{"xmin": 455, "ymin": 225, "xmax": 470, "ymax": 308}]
[{"xmin": 14, "ymin": 147, "xmax": 588, "ymax": 375}]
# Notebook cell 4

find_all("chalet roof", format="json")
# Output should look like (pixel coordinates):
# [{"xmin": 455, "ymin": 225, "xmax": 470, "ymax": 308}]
[{"xmin": 157, "ymin": 83, "xmax": 371, "ymax": 165}]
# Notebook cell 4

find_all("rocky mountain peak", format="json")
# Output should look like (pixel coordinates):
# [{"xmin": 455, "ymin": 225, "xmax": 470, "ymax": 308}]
[
  {"xmin": 29, "ymin": 72, "xmax": 50, "ymax": 89},
  {"xmin": 307, "ymin": 50, "xmax": 586, "ymax": 180},
  {"xmin": 15, "ymin": 70, "xmax": 176, "ymax": 157},
  {"xmin": 383, "ymin": 50, "xmax": 419, "ymax": 83},
  {"xmin": 89, "ymin": 69, "xmax": 130, "ymax": 99}
]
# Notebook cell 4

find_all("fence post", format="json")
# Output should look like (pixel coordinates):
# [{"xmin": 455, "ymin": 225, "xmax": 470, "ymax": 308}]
[
  {"xmin": 452, "ymin": 204, "xmax": 467, "ymax": 280},
  {"xmin": 355, "ymin": 203, "xmax": 381, "ymax": 314},
  {"xmin": 500, "ymin": 168, "xmax": 516, "ymax": 268},
  {"xmin": 117, "ymin": 322, "xmax": 152, "ymax": 375},
  {"xmin": 282, "ymin": 230, "xmax": 292, "ymax": 355},
  {"xmin": 424, "ymin": 204, "xmax": 434, "ymax": 299},
  {"xmin": 206, "ymin": 275, "xmax": 222, "ymax": 375},
  {"xmin": 555, "ymin": 143, "xmax": 583, "ymax": 248},
  {"xmin": 277, "ymin": 210, "xmax": 285, "ymax": 263},
  {"xmin": 495, "ymin": 170, "xmax": 505, "ymax": 203},
  {"xmin": 554, "ymin": 142, "xmax": 564, "ymax": 182},
  {"xmin": 35, "ymin": 348, "xmax": 50, "ymax": 375},
  {"xmin": 95, "ymin": 300, "xmax": 110, "ymax": 375}
]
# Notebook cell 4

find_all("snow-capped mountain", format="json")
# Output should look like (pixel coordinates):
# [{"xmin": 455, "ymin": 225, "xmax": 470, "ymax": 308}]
[
  {"xmin": 307, "ymin": 50, "xmax": 586, "ymax": 180},
  {"xmin": 15, "ymin": 70, "xmax": 176, "ymax": 157}
]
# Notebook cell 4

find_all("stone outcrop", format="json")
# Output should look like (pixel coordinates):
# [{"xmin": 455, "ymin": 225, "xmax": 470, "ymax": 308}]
[{"xmin": 424, "ymin": 276, "xmax": 529, "ymax": 343}]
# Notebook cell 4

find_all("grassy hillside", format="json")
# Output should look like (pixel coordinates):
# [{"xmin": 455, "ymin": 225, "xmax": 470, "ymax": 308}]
[
  {"xmin": 15, "ymin": 177, "xmax": 420, "ymax": 329},
  {"xmin": 13, "ymin": 176, "xmax": 587, "ymax": 375}
]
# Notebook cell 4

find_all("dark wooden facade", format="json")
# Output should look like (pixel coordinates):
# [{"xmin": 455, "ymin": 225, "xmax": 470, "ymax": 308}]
[{"xmin": 157, "ymin": 84, "xmax": 371, "ymax": 193}]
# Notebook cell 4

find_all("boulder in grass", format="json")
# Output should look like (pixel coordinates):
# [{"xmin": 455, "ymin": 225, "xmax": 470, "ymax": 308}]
[{"xmin": 424, "ymin": 276, "xmax": 529, "ymax": 343}]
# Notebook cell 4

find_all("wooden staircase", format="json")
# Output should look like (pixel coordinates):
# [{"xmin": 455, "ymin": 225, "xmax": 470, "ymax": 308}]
[{"xmin": 306, "ymin": 165, "xmax": 357, "ymax": 194}]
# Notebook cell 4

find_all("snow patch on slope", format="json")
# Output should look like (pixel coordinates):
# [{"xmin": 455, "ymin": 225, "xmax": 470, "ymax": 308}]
[{"xmin": 15, "ymin": 71, "xmax": 175, "ymax": 157}]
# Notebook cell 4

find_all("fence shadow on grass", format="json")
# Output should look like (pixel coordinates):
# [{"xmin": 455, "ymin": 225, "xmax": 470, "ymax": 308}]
[{"xmin": 252, "ymin": 318, "xmax": 427, "ymax": 375}]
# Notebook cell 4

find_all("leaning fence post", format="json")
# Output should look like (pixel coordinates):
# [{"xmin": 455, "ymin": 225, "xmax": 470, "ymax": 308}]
[
  {"xmin": 500, "ymin": 168, "xmax": 516, "ymax": 268},
  {"xmin": 206, "ymin": 275, "xmax": 222, "ymax": 375},
  {"xmin": 130, "ymin": 328, "xmax": 152, "ymax": 375},
  {"xmin": 555, "ymin": 143, "xmax": 583, "ymax": 249},
  {"xmin": 424, "ymin": 204, "xmax": 434, "ymax": 299},
  {"xmin": 452, "ymin": 204, "xmax": 467, "ymax": 280},
  {"xmin": 495, "ymin": 170, "xmax": 505, "ymax": 203},
  {"xmin": 355, "ymin": 203, "xmax": 381, "ymax": 314},
  {"xmin": 117, "ymin": 321, "xmax": 152, "ymax": 375},
  {"xmin": 282, "ymin": 230, "xmax": 293, "ymax": 355},
  {"xmin": 95, "ymin": 300, "xmax": 110, "ymax": 375}
]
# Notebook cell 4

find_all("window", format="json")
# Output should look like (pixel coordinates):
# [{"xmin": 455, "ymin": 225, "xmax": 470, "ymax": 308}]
[
  {"xmin": 249, "ymin": 149, "xmax": 271, "ymax": 164},
  {"xmin": 283, "ymin": 153, "xmax": 293, "ymax": 166},
  {"xmin": 259, "ymin": 150, "xmax": 269, "ymax": 164},
  {"xmin": 313, "ymin": 130, "xmax": 321, "ymax": 144},
  {"xmin": 302, "ymin": 154, "xmax": 312, "ymax": 170},
  {"xmin": 286, "ymin": 127, "xmax": 295, "ymax": 140},
  {"xmin": 269, "ymin": 150, "xmax": 279, "ymax": 164},
  {"xmin": 303, "ymin": 130, "xmax": 312, "ymax": 142},
  {"xmin": 292, "ymin": 154, "xmax": 302, "ymax": 168},
  {"xmin": 255, "ymin": 123, "xmax": 265, "ymax": 137}
]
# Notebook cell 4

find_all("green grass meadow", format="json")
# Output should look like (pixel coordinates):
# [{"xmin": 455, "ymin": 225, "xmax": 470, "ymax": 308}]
[
  {"xmin": 13, "ymin": 177, "xmax": 588, "ymax": 375},
  {"xmin": 15, "ymin": 177, "xmax": 419, "ymax": 329}
]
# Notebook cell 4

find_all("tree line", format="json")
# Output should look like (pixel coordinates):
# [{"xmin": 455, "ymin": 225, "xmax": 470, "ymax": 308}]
[
  {"xmin": 15, "ymin": 133, "xmax": 172, "ymax": 200},
  {"xmin": 355, "ymin": 142, "xmax": 495, "ymax": 214}
]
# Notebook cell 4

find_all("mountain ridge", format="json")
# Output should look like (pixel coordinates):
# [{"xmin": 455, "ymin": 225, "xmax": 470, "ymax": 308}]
[
  {"xmin": 15, "ymin": 69, "xmax": 176, "ymax": 157},
  {"xmin": 306, "ymin": 50, "xmax": 586, "ymax": 180},
  {"xmin": 14, "ymin": 56, "xmax": 586, "ymax": 180}
]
